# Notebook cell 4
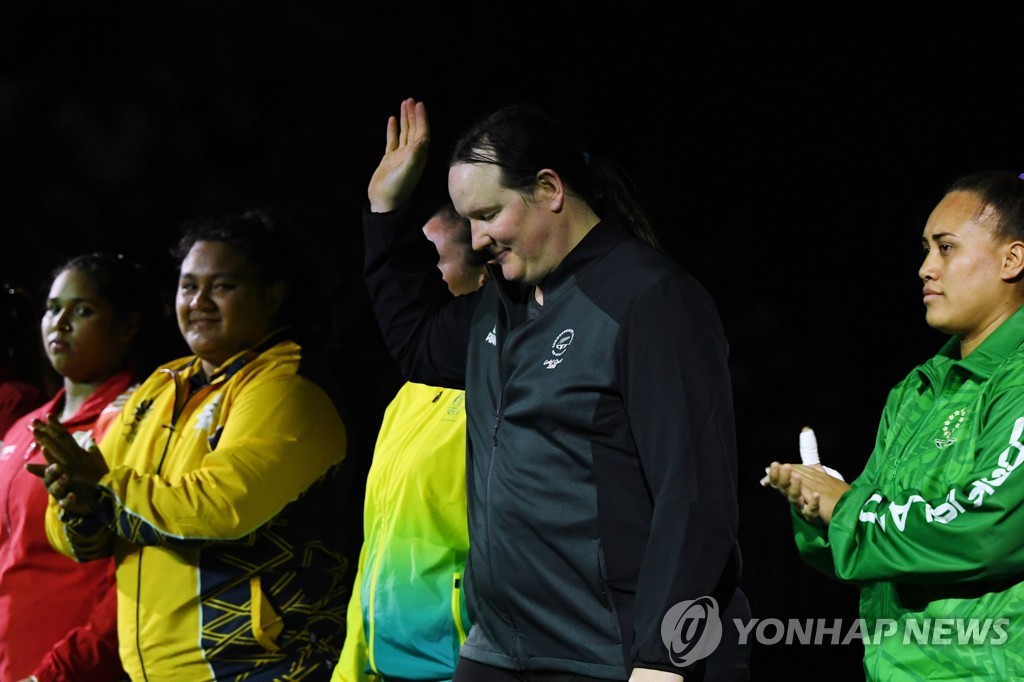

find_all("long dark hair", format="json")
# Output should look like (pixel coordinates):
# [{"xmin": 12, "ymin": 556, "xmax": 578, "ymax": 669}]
[{"xmin": 450, "ymin": 103, "xmax": 662, "ymax": 250}]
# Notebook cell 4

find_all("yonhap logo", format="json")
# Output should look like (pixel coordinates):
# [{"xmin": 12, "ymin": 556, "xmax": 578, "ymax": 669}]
[{"xmin": 661, "ymin": 596, "xmax": 723, "ymax": 667}]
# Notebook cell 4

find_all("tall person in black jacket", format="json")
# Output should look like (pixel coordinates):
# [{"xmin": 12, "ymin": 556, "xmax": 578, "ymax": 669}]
[{"xmin": 361, "ymin": 97, "xmax": 750, "ymax": 682}]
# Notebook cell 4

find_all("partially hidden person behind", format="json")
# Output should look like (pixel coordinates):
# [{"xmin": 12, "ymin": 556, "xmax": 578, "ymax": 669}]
[
  {"xmin": 362, "ymin": 98, "xmax": 750, "ymax": 681},
  {"xmin": 1, "ymin": 252, "xmax": 160, "ymax": 682},
  {"xmin": 0, "ymin": 283, "xmax": 52, "ymax": 443},
  {"xmin": 762, "ymin": 171, "xmax": 1024, "ymax": 680},
  {"xmin": 334, "ymin": 201, "xmax": 489, "ymax": 682},
  {"xmin": 29, "ymin": 210, "xmax": 355, "ymax": 681}
]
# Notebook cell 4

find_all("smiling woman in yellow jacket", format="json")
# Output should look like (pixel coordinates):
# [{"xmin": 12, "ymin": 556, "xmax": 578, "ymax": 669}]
[{"xmin": 30, "ymin": 209, "xmax": 353, "ymax": 681}]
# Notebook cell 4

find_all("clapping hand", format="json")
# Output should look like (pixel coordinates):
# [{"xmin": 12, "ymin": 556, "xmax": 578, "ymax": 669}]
[
  {"xmin": 761, "ymin": 426, "xmax": 851, "ymax": 525},
  {"xmin": 24, "ymin": 412, "xmax": 109, "ymax": 514}
]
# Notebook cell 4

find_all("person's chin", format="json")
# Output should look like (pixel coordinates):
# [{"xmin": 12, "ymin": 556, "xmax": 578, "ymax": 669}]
[
  {"xmin": 501, "ymin": 263, "xmax": 524, "ymax": 282},
  {"xmin": 186, "ymin": 335, "xmax": 219, "ymax": 355},
  {"xmin": 924, "ymin": 313, "xmax": 953, "ymax": 334}
]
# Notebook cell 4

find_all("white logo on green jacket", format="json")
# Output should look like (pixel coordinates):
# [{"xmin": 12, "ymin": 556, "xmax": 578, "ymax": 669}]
[
  {"xmin": 859, "ymin": 415, "xmax": 1024, "ymax": 533},
  {"xmin": 935, "ymin": 408, "xmax": 966, "ymax": 449}
]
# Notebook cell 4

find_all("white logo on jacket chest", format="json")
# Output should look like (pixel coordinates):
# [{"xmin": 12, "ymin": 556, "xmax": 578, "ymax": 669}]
[
  {"xmin": 195, "ymin": 394, "xmax": 223, "ymax": 434},
  {"xmin": 935, "ymin": 408, "xmax": 966, "ymax": 449},
  {"xmin": 485, "ymin": 325, "xmax": 497, "ymax": 347},
  {"xmin": 543, "ymin": 329, "xmax": 575, "ymax": 369}
]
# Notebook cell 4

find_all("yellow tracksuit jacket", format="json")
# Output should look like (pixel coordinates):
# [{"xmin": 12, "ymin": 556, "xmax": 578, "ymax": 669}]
[{"xmin": 46, "ymin": 338, "xmax": 351, "ymax": 681}]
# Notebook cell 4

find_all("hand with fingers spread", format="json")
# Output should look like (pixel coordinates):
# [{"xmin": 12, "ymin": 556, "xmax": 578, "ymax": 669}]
[{"xmin": 368, "ymin": 97, "xmax": 431, "ymax": 213}]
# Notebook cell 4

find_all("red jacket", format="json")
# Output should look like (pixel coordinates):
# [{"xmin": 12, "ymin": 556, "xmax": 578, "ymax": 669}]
[
  {"xmin": 0, "ymin": 378, "xmax": 46, "ymax": 438},
  {"xmin": 0, "ymin": 371, "xmax": 133, "ymax": 682}
]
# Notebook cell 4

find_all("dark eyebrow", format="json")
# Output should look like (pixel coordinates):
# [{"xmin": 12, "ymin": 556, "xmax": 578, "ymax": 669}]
[
  {"xmin": 45, "ymin": 296, "xmax": 90, "ymax": 305},
  {"xmin": 178, "ymin": 271, "xmax": 238, "ymax": 280}
]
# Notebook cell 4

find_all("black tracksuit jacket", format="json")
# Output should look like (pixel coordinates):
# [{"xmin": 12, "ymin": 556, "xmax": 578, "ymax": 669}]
[{"xmin": 364, "ymin": 205, "xmax": 747, "ymax": 680}]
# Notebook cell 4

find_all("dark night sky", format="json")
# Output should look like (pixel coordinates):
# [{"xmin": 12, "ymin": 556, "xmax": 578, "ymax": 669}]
[{"xmin": 3, "ymin": 4, "xmax": 1023, "ymax": 678}]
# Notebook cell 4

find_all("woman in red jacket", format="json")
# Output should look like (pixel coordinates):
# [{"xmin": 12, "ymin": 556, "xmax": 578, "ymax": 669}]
[{"xmin": 0, "ymin": 252, "xmax": 159, "ymax": 682}]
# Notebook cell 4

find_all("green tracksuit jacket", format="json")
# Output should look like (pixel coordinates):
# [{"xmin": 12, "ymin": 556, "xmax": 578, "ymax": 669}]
[{"xmin": 796, "ymin": 305, "xmax": 1024, "ymax": 680}]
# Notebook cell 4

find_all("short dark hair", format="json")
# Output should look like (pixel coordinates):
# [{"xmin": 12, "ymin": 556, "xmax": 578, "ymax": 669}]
[
  {"xmin": 172, "ymin": 208, "xmax": 322, "ymax": 340},
  {"xmin": 947, "ymin": 171, "xmax": 1024, "ymax": 241}
]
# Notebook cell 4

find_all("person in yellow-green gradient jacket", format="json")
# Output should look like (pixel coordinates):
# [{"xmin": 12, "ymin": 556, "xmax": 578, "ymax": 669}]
[
  {"xmin": 335, "ymin": 202, "xmax": 488, "ymax": 682},
  {"xmin": 29, "ymin": 209, "xmax": 356, "ymax": 681}
]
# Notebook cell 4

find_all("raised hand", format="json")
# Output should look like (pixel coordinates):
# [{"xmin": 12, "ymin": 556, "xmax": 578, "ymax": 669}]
[{"xmin": 368, "ymin": 97, "xmax": 431, "ymax": 213}]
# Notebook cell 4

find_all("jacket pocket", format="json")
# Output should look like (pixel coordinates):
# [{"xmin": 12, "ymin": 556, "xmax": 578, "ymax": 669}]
[{"xmin": 250, "ymin": 575, "xmax": 284, "ymax": 652}]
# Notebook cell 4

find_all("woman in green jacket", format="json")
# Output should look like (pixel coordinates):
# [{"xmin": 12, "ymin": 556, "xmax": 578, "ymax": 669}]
[{"xmin": 764, "ymin": 170, "xmax": 1024, "ymax": 681}]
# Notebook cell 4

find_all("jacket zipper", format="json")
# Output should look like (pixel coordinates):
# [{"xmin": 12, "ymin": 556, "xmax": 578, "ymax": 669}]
[
  {"xmin": 888, "ymin": 368, "xmax": 952, "ymax": 486},
  {"xmin": 136, "ymin": 369, "xmax": 207, "ymax": 681}
]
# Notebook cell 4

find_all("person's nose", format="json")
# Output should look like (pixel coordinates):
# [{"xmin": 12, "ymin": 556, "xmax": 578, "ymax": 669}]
[
  {"xmin": 919, "ymin": 253, "xmax": 937, "ymax": 282},
  {"xmin": 189, "ymin": 286, "xmax": 213, "ymax": 310},
  {"xmin": 470, "ymin": 222, "xmax": 492, "ymax": 253},
  {"xmin": 52, "ymin": 309, "xmax": 72, "ymax": 332}
]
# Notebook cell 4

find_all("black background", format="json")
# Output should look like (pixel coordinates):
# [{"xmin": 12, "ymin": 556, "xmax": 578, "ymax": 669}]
[{"xmin": 3, "ymin": 4, "xmax": 1023, "ymax": 679}]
